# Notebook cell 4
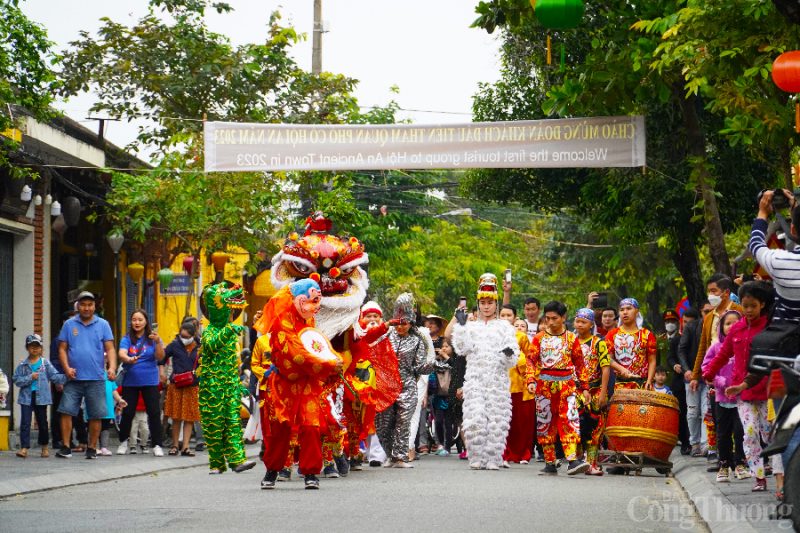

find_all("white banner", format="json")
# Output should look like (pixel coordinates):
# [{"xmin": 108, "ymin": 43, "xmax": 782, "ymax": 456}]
[{"xmin": 204, "ymin": 115, "xmax": 645, "ymax": 172}]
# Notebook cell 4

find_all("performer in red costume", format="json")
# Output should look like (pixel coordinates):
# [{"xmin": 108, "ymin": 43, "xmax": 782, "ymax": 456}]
[{"xmin": 257, "ymin": 278, "xmax": 343, "ymax": 490}]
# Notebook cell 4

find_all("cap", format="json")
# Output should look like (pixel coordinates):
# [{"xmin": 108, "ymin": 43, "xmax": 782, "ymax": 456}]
[
  {"xmin": 663, "ymin": 310, "xmax": 680, "ymax": 321},
  {"xmin": 25, "ymin": 334, "xmax": 43, "ymax": 346},
  {"xmin": 361, "ymin": 301, "xmax": 382, "ymax": 317},
  {"xmin": 77, "ymin": 291, "xmax": 95, "ymax": 301}
]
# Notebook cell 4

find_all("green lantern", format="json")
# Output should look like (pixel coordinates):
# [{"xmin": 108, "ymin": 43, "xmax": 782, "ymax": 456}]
[
  {"xmin": 158, "ymin": 268, "xmax": 175, "ymax": 289},
  {"xmin": 534, "ymin": 0, "xmax": 584, "ymax": 69}
]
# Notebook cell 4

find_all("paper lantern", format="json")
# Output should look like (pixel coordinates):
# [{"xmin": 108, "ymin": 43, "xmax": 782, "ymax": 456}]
[
  {"xmin": 128, "ymin": 263, "xmax": 145, "ymax": 284},
  {"xmin": 183, "ymin": 256, "xmax": 196, "ymax": 276},
  {"xmin": 211, "ymin": 251, "xmax": 229, "ymax": 272},
  {"xmin": 772, "ymin": 51, "xmax": 800, "ymax": 133},
  {"xmin": 62, "ymin": 196, "xmax": 81, "ymax": 228},
  {"xmin": 158, "ymin": 268, "xmax": 174, "ymax": 289},
  {"xmin": 535, "ymin": 0, "xmax": 584, "ymax": 69}
]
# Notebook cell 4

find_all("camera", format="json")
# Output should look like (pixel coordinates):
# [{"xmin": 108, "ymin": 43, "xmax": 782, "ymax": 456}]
[{"xmin": 757, "ymin": 189, "xmax": 791, "ymax": 211}]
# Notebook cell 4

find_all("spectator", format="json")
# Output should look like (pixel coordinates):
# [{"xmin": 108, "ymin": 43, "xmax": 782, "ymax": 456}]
[
  {"xmin": 12, "ymin": 334, "xmax": 66, "ymax": 458},
  {"xmin": 182, "ymin": 316, "xmax": 205, "ymax": 452},
  {"xmin": 50, "ymin": 310, "xmax": 85, "ymax": 452},
  {"xmin": 116, "ymin": 309, "xmax": 165, "ymax": 457},
  {"xmin": 163, "ymin": 321, "xmax": 201, "ymax": 456},
  {"xmin": 667, "ymin": 307, "xmax": 700, "ymax": 455},
  {"xmin": 523, "ymin": 297, "xmax": 541, "ymax": 341},
  {"xmin": 657, "ymin": 310, "xmax": 681, "ymax": 367},
  {"xmin": 514, "ymin": 317, "xmax": 528, "ymax": 333},
  {"xmin": 678, "ymin": 302, "xmax": 710, "ymax": 456},
  {"xmin": 652, "ymin": 365, "xmax": 671, "ymax": 395},
  {"xmin": 91, "ymin": 367, "xmax": 124, "ymax": 456},
  {"xmin": 599, "ymin": 308, "xmax": 617, "ymax": 337},
  {"xmin": 431, "ymin": 339, "xmax": 455, "ymax": 455},
  {"xmin": 56, "ymin": 292, "xmax": 117, "ymax": 459},
  {"xmin": 124, "ymin": 387, "xmax": 150, "ymax": 454}
]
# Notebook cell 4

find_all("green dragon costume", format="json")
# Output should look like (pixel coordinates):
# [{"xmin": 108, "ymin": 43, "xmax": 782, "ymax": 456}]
[{"xmin": 198, "ymin": 282, "xmax": 254, "ymax": 473}]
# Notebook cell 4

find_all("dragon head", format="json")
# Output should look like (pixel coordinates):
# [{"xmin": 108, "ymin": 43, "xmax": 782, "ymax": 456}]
[
  {"xmin": 203, "ymin": 282, "xmax": 246, "ymax": 326},
  {"xmin": 271, "ymin": 211, "xmax": 369, "ymax": 339}
]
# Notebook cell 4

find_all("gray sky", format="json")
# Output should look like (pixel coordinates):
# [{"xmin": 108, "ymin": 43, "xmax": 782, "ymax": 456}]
[{"xmin": 21, "ymin": 0, "xmax": 502, "ymax": 158}]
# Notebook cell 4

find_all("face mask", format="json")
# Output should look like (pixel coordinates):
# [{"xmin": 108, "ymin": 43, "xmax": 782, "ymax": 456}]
[
  {"xmin": 180, "ymin": 337, "xmax": 194, "ymax": 346},
  {"xmin": 665, "ymin": 323, "xmax": 678, "ymax": 333},
  {"xmin": 708, "ymin": 294, "xmax": 722, "ymax": 308}
]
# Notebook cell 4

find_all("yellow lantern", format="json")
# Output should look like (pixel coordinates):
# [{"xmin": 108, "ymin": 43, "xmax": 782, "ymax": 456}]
[
  {"xmin": 211, "ymin": 251, "xmax": 229, "ymax": 272},
  {"xmin": 128, "ymin": 263, "xmax": 145, "ymax": 284}
]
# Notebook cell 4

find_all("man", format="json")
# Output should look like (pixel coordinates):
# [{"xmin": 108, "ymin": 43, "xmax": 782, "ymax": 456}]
[
  {"xmin": 50, "ymin": 310, "xmax": 84, "ymax": 451},
  {"xmin": 594, "ymin": 307, "xmax": 618, "ymax": 338},
  {"xmin": 527, "ymin": 301, "xmax": 590, "ymax": 476},
  {"xmin": 678, "ymin": 302, "xmax": 711, "ymax": 455},
  {"xmin": 452, "ymin": 274, "xmax": 519, "ymax": 470},
  {"xmin": 667, "ymin": 308, "xmax": 700, "ymax": 455},
  {"xmin": 523, "ymin": 298, "xmax": 541, "ymax": 341},
  {"xmin": 606, "ymin": 299, "xmax": 658, "ymax": 391},
  {"xmin": 55, "ymin": 292, "xmax": 116, "ymax": 459},
  {"xmin": 657, "ymin": 310, "xmax": 682, "ymax": 367},
  {"xmin": 689, "ymin": 275, "xmax": 741, "ymax": 459}
]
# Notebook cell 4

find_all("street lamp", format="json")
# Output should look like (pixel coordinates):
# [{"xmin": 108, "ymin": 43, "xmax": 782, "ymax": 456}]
[{"xmin": 107, "ymin": 232, "xmax": 125, "ymax": 339}]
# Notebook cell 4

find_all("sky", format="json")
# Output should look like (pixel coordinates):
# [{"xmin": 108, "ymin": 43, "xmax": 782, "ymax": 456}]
[{"xmin": 21, "ymin": 0, "xmax": 503, "ymax": 158}]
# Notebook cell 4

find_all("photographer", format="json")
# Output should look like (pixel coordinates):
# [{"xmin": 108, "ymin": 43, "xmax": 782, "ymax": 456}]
[{"xmin": 751, "ymin": 189, "xmax": 800, "ymax": 324}]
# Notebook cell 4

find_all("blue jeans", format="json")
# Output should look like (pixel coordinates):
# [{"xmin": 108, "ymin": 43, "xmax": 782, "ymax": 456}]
[
  {"xmin": 57, "ymin": 380, "xmax": 107, "ymax": 418},
  {"xmin": 685, "ymin": 383, "xmax": 708, "ymax": 448},
  {"xmin": 20, "ymin": 391, "xmax": 50, "ymax": 448}
]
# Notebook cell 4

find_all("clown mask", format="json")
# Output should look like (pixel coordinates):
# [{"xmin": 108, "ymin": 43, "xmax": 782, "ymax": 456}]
[{"xmin": 290, "ymin": 279, "xmax": 323, "ymax": 320}]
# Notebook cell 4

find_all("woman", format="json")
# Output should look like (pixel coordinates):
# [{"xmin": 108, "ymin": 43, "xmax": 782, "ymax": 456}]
[
  {"xmin": 116, "ymin": 309, "xmax": 165, "ymax": 456},
  {"xmin": 163, "ymin": 322, "xmax": 202, "ymax": 456}
]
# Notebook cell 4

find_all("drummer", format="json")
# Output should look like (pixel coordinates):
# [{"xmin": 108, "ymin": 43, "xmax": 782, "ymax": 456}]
[{"xmin": 605, "ymin": 298, "xmax": 658, "ymax": 392}]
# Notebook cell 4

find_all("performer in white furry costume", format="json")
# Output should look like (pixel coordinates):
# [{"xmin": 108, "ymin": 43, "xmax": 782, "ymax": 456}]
[{"xmin": 451, "ymin": 274, "xmax": 519, "ymax": 470}]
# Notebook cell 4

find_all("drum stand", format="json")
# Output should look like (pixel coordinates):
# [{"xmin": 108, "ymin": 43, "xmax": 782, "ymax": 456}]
[{"xmin": 599, "ymin": 450, "xmax": 674, "ymax": 477}]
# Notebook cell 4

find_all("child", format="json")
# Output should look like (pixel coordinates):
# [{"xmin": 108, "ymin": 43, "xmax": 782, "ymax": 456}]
[
  {"xmin": 119, "ymin": 387, "xmax": 151, "ymax": 454},
  {"xmin": 703, "ymin": 281, "xmax": 783, "ymax": 492},
  {"xmin": 652, "ymin": 366, "xmax": 672, "ymax": 395},
  {"xmin": 12, "ymin": 334, "xmax": 66, "ymax": 458},
  {"xmin": 93, "ymin": 370, "xmax": 125, "ymax": 455},
  {"xmin": 701, "ymin": 310, "xmax": 749, "ymax": 483}
]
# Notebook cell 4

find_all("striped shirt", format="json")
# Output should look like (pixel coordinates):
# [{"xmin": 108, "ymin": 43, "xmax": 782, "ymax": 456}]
[{"xmin": 749, "ymin": 218, "xmax": 800, "ymax": 323}]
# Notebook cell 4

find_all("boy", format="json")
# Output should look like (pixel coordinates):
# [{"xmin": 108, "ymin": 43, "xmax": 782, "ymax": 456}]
[
  {"xmin": 12, "ymin": 334, "xmax": 66, "ymax": 457},
  {"xmin": 606, "ymin": 298, "xmax": 658, "ymax": 391},
  {"xmin": 653, "ymin": 365, "xmax": 672, "ymax": 395}
]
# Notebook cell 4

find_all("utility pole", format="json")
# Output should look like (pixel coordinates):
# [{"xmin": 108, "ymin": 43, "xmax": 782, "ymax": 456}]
[{"xmin": 312, "ymin": 0, "xmax": 322, "ymax": 75}]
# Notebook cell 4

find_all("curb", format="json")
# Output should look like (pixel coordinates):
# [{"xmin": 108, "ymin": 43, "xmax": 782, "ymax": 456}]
[
  {"xmin": 671, "ymin": 453, "xmax": 789, "ymax": 533},
  {"xmin": 0, "ymin": 446, "xmax": 262, "ymax": 499}
]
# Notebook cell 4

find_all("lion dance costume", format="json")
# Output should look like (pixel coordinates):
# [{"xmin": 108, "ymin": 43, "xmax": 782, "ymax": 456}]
[
  {"xmin": 198, "ymin": 282, "xmax": 255, "ymax": 473},
  {"xmin": 451, "ymin": 274, "xmax": 519, "ymax": 470}
]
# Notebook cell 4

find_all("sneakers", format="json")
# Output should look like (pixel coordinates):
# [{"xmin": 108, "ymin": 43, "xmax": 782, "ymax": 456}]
[
  {"xmin": 459, "ymin": 450, "xmax": 468, "ymax": 460},
  {"xmin": 555, "ymin": 458, "xmax": 564, "ymax": 469},
  {"xmin": 680, "ymin": 445, "xmax": 691, "ymax": 456},
  {"xmin": 99, "ymin": 447, "xmax": 112, "ymax": 456},
  {"xmin": 129, "ymin": 445, "xmax": 138, "ymax": 454},
  {"xmin": 707, "ymin": 451, "xmax": 718, "ymax": 463},
  {"xmin": 41, "ymin": 445, "xmax": 49, "ymax": 458},
  {"xmin": 323, "ymin": 464, "xmax": 339, "ymax": 478},
  {"xmin": 55, "ymin": 445, "xmax": 72, "ymax": 458},
  {"xmin": 520, "ymin": 460, "xmax": 529, "ymax": 465},
  {"xmin": 116, "ymin": 440, "xmax": 129, "ymax": 455},
  {"xmin": 86, "ymin": 448, "xmax": 98, "ymax": 460},
  {"xmin": 393, "ymin": 461, "xmax": 414, "ymax": 468},
  {"xmin": 195, "ymin": 443, "xmax": 205, "ymax": 452},
  {"xmin": 140, "ymin": 446, "xmax": 149, "ymax": 454},
  {"xmin": 487, "ymin": 463, "xmax": 500, "ymax": 471},
  {"xmin": 717, "ymin": 466, "xmax": 731, "ymax": 482},
  {"xmin": 419, "ymin": 446, "xmax": 429, "ymax": 456},
  {"xmin": 382, "ymin": 459, "xmax": 394, "ymax": 468},
  {"xmin": 209, "ymin": 469, "xmax": 223, "ymax": 475},
  {"xmin": 735, "ymin": 465, "xmax": 751, "ymax": 480},
  {"xmin": 334, "ymin": 454, "xmax": 350, "ymax": 477},
  {"xmin": 536, "ymin": 454, "xmax": 545, "ymax": 463},
  {"xmin": 261, "ymin": 471, "xmax": 278, "ymax": 489},
  {"xmin": 567, "ymin": 459, "xmax": 590, "ymax": 475},
  {"xmin": 469, "ymin": 463, "xmax": 481, "ymax": 470},
  {"xmin": 585, "ymin": 465, "xmax": 604, "ymax": 476},
  {"xmin": 304, "ymin": 474, "xmax": 320, "ymax": 489},
  {"xmin": 538, "ymin": 463, "xmax": 558, "ymax": 475},
  {"xmin": 502, "ymin": 461, "xmax": 510, "ymax": 468},
  {"xmin": 278, "ymin": 467, "xmax": 292, "ymax": 481},
  {"xmin": 438, "ymin": 448, "xmax": 449, "ymax": 457},
  {"xmin": 234, "ymin": 460, "xmax": 257, "ymax": 473},
  {"xmin": 369, "ymin": 460, "xmax": 382, "ymax": 467},
  {"xmin": 350, "ymin": 459, "xmax": 363, "ymax": 471},
  {"xmin": 753, "ymin": 478, "xmax": 767, "ymax": 492},
  {"xmin": 152, "ymin": 445, "xmax": 164, "ymax": 457}
]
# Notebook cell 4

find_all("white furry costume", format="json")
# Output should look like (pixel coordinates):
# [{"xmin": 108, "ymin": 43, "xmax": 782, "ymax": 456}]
[{"xmin": 451, "ymin": 318, "xmax": 519, "ymax": 469}]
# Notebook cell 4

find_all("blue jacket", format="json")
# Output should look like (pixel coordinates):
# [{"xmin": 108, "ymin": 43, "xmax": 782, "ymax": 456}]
[{"xmin": 12, "ymin": 358, "xmax": 66, "ymax": 405}]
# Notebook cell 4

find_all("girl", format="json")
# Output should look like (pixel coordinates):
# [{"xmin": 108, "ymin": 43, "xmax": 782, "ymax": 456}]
[
  {"xmin": 703, "ymin": 282, "xmax": 783, "ymax": 492},
  {"xmin": 701, "ymin": 310, "xmax": 748, "ymax": 483},
  {"xmin": 432, "ymin": 339, "xmax": 455, "ymax": 456}
]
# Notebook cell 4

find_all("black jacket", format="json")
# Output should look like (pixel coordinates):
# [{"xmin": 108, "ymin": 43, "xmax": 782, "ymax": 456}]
[{"xmin": 677, "ymin": 320, "xmax": 702, "ymax": 380}]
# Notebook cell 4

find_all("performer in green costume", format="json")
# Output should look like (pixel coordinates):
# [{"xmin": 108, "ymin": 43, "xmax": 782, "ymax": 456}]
[{"xmin": 198, "ymin": 282, "xmax": 256, "ymax": 474}]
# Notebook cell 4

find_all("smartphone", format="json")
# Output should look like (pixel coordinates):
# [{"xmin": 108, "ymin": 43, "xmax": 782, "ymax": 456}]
[
  {"xmin": 459, "ymin": 297, "xmax": 467, "ymax": 309},
  {"xmin": 504, "ymin": 269, "xmax": 512, "ymax": 284},
  {"xmin": 742, "ymin": 274, "xmax": 756, "ymax": 283},
  {"xmin": 152, "ymin": 323, "xmax": 159, "ymax": 333},
  {"xmin": 592, "ymin": 293, "xmax": 608, "ymax": 309}
]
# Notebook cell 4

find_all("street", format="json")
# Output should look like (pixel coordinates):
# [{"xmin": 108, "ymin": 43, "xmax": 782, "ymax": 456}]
[{"xmin": 0, "ymin": 452, "xmax": 706, "ymax": 533}]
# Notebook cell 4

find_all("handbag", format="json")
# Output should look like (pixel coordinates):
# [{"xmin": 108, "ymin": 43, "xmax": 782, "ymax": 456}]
[{"xmin": 173, "ymin": 346, "xmax": 200, "ymax": 388}]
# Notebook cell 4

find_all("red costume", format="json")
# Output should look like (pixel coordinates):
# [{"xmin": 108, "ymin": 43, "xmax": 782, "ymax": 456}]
[{"xmin": 605, "ymin": 327, "xmax": 657, "ymax": 391}]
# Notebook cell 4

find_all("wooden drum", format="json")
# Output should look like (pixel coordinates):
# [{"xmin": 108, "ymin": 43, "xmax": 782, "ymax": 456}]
[{"xmin": 604, "ymin": 389, "xmax": 679, "ymax": 461}]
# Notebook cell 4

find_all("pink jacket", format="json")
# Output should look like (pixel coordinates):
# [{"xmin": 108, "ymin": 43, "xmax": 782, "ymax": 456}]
[
  {"xmin": 701, "ymin": 310, "xmax": 741, "ymax": 403},
  {"xmin": 703, "ymin": 314, "xmax": 768, "ymax": 402}
]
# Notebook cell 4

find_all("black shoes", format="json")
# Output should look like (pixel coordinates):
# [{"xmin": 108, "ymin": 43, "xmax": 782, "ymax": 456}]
[
  {"xmin": 566, "ymin": 460, "xmax": 590, "ymax": 475},
  {"xmin": 334, "ymin": 454, "xmax": 350, "ymax": 477},
  {"xmin": 369, "ymin": 460, "xmax": 382, "ymax": 467},
  {"xmin": 85, "ymin": 448, "xmax": 97, "ymax": 460},
  {"xmin": 278, "ymin": 468, "xmax": 292, "ymax": 481},
  {"xmin": 350, "ymin": 459, "xmax": 363, "ymax": 471},
  {"xmin": 680, "ymin": 445, "xmax": 691, "ymax": 456},
  {"xmin": 55, "ymin": 445, "xmax": 72, "ymax": 458},
  {"xmin": 261, "ymin": 471, "xmax": 278, "ymax": 490},
  {"xmin": 304, "ymin": 474, "xmax": 320, "ymax": 489},
  {"xmin": 538, "ymin": 463, "xmax": 558, "ymax": 475},
  {"xmin": 323, "ymin": 464, "xmax": 339, "ymax": 478},
  {"xmin": 195, "ymin": 443, "xmax": 205, "ymax": 452},
  {"xmin": 234, "ymin": 460, "xmax": 257, "ymax": 473}
]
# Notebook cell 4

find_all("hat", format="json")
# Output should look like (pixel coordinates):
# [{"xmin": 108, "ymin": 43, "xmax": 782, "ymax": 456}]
[
  {"xmin": 77, "ymin": 291, "xmax": 95, "ymax": 301},
  {"xmin": 25, "ymin": 334, "xmax": 43, "ymax": 346},
  {"xmin": 393, "ymin": 293, "xmax": 416, "ymax": 324},
  {"xmin": 361, "ymin": 301, "xmax": 382, "ymax": 317},
  {"xmin": 476, "ymin": 273, "xmax": 499, "ymax": 300},
  {"xmin": 663, "ymin": 310, "xmax": 680, "ymax": 322},
  {"xmin": 425, "ymin": 314, "xmax": 446, "ymax": 329}
]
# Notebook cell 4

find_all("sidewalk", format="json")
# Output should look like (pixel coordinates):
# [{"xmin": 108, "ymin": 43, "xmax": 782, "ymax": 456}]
[
  {"xmin": 670, "ymin": 449, "xmax": 793, "ymax": 532},
  {"xmin": 0, "ymin": 442, "xmax": 262, "ymax": 498}
]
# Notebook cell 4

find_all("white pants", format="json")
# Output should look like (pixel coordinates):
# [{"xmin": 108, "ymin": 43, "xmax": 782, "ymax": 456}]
[
  {"xmin": 131, "ymin": 411, "xmax": 150, "ymax": 447},
  {"xmin": 408, "ymin": 377, "xmax": 428, "ymax": 449},
  {"xmin": 367, "ymin": 433, "xmax": 386, "ymax": 463}
]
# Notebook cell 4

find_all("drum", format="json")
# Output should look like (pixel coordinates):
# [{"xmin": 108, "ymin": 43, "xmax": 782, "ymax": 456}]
[{"xmin": 604, "ymin": 389, "xmax": 679, "ymax": 461}]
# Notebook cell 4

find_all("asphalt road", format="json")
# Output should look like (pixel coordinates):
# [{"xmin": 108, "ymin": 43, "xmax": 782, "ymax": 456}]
[{"xmin": 0, "ymin": 454, "xmax": 708, "ymax": 533}]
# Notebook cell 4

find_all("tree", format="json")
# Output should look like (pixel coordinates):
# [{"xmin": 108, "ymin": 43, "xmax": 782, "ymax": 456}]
[
  {"xmin": 0, "ymin": 0, "xmax": 59, "ymax": 178},
  {"xmin": 772, "ymin": 0, "xmax": 800, "ymax": 25}
]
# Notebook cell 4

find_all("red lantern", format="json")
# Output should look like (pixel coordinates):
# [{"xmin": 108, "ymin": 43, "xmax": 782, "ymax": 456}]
[
  {"xmin": 183, "ymin": 256, "xmax": 196, "ymax": 277},
  {"xmin": 772, "ymin": 51, "xmax": 800, "ymax": 133}
]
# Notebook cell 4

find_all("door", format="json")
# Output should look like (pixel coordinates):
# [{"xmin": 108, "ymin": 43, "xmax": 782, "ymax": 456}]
[{"xmin": 0, "ymin": 231, "xmax": 13, "ymax": 409}]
